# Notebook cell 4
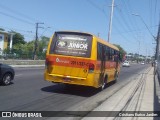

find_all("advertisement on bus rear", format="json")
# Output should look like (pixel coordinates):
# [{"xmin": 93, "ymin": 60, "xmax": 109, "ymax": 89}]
[{"xmin": 50, "ymin": 33, "xmax": 92, "ymax": 58}]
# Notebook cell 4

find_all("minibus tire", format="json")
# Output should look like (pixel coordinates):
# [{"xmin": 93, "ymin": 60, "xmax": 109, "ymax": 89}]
[
  {"xmin": 114, "ymin": 72, "xmax": 119, "ymax": 83},
  {"xmin": 101, "ymin": 81, "xmax": 105, "ymax": 90},
  {"xmin": 101, "ymin": 75, "xmax": 107, "ymax": 91}
]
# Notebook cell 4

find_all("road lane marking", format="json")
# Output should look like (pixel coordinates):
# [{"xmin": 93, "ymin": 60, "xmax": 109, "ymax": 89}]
[
  {"xmin": 15, "ymin": 73, "xmax": 43, "ymax": 78},
  {"xmin": 15, "ymin": 74, "xmax": 23, "ymax": 77}
]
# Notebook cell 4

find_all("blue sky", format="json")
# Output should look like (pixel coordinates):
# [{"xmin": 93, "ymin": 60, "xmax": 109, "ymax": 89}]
[{"xmin": 0, "ymin": 0, "xmax": 159, "ymax": 56}]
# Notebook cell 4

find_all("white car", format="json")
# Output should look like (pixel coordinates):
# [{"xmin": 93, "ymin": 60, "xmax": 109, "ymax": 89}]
[
  {"xmin": 141, "ymin": 62, "xmax": 145, "ymax": 65},
  {"xmin": 122, "ymin": 61, "xmax": 130, "ymax": 67}
]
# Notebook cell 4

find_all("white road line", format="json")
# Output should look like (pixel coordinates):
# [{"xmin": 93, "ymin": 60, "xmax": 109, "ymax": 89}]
[{"xmin": 15, "ymin": 74, "xmax": 23, "ymax": 77}]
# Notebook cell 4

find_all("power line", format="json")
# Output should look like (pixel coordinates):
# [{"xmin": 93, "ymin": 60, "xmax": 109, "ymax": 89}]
[
  {"xmin": 121, "ymin": 0, "xmax": 153, "ymax": 55},
  {"xmin": 86, "ymin": 0, "xmax": 107, "ymax": 16},
  {"xmin": 0, "ymin": 3, "xmax": 39, "ymax": 23},
  {"xmin": 113, "ymin": 10, "xmax": 138, "ymax": 45},
  {"xmin": 0, "ymin": 3, "xmax": 59, "ymax": 39},
  {"xmin": 0, "ymin": 3, "xmax": 54, "ymax": 36},
  {"xmin": 115, "ymin": 0, "xmax": 154, "ymax": 54},
  {"xmin": 0, "ymin": 10, "xmax": 54, "ymax": 41},
  {"xmin": 39, "ymin": 27, "xmax": 51, "ymax": 37},
  {"xmin": 127, "ymin": 2, "xmax": 141, "ymax": 32},
  {"xmin": 119, "ymin": 0, "xmax": 141, "ymax": 38},
  {"xmin": 0, "ymin": 11, "xmax": 34, "ymax": 26},
  {"xmin": 117, "ymin": 0, "xmax": 138, "ymax": 42},
  {"xmin": 112, "ymin": 25, "xmax": 158, "ymax": 35},
  {"xmin": 86, "ymin": 0, "xmax": 136, "ymax": 47},
  {"xmin": 0, "ymin": 25, "xmax": 34, "ymax": 33},
  {"xmin": 132, "ymin": 13, "xmax": 156, "ymax": 40}
]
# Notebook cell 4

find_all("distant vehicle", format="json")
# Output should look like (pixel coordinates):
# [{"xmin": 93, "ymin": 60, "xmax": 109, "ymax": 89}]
[
  {"xmin": 44, "ymin": 31, "xmax": 121, "ymax": 90},
  {"xmin": 141, "ymin": 62, "xmax": 145, "ymax": 65},
  {"xmin": 0, "ymin": 64, "xmax": 15, "ymax": 85},
  {"xmin": 122, "ymin": 61, "xmax": 130, "ymax": 67}
]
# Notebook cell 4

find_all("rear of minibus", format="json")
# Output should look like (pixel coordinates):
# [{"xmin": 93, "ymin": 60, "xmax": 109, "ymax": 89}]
[{"xmin": 44, "ymin": 31, "xmax": 98, "ymax": 88}]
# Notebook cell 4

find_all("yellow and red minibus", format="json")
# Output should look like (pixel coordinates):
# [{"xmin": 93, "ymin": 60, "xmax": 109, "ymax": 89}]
[{"xmin": 44, "ymin": 31, "xmax": 120, "ymax": 90}]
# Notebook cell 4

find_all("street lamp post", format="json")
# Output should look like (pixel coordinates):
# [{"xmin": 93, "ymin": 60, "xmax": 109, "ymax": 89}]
[{"xmin": 132, "ymin": 13, "xmax": 155, "ymax": 39}]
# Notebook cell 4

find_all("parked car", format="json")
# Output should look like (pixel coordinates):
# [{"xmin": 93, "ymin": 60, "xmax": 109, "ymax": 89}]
[
  {"xmin": 122, "ymin": 61, "xmax": 130, "ymax": 67},
  {"xmin": 0, "ymin": 63, "xmax": 15, "ymax": 85}
]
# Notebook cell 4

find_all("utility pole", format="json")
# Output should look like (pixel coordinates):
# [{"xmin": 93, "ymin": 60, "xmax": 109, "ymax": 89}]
[
  {"xmin": 108, "ymin": 0, "xmax": 115, "ymax": 42},
  {"xmin": 33, "ymin": 22, "xmax": 44, "ymax": 60},
  {"xmin": 154, "ymin": 21, "xmax": 160, "ymax": 74},
  {"xmin": 156, "ymin": 21, "xmax": 160, "ymax": 60}
]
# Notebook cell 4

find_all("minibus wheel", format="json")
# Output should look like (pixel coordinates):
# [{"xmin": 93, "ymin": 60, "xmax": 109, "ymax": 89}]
[
  {"xmin": 101, "ymin": 75, "xmax": 107, "ymax": 91},
  {"xmin": 114, "ymin": 72, "xmax": 119, "ymax": 83},
  {"xmin": 101, "ymin": 81, "xmax": 105, "ymax": 90}
]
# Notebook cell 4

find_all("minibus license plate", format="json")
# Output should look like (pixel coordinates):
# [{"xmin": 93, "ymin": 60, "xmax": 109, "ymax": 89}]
[{"xmin": 63, "ymin": 77, "xmax": 71, "ymax": 82}]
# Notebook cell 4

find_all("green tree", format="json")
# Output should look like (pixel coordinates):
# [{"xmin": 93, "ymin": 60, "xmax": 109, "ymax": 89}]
[
  {"xmin": 9, "ymin": 31, "xmax": 26, "ymax": 45},
  {"xmin": 114, "ymin": 44, "xmax": 127, "ymax": 61},
  {"xmin": 12, "ymin": 42, "xmax": 34, "ymax": 59},
  {"xmin": 36, "ymin": 36, "xmax": 49, "ymax": 59},
  {"xmin": 26, "ymin": 41, "xmax": 34, "ymax": 52},
  {"xmin": 25, "ymin": 36, "xmax": 49, "ymax": 59},
  {"xmin": 128, "ymin": 53, "xmax": 133, "ymax": 56},
  {"xmin": 38, "ymin": 36, "xmax": 49, "ymax": 52}
]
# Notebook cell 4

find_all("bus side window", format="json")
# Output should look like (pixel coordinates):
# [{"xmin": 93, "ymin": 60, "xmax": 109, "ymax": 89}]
[
  {"xmin": 119, "ymin": 53, "xmax": 122, "ymax": 62},
  {"xmin": 114, "ymin": 51, "xmax": 118, "ymax": 62},
  {"xmin": 111, "ymin": 49, "xmax": 114, "ymax": 61},
  {"xmin": 109, "ymin": 48, "xmax": 113, "ymax": 61},
  {"xmin": 108, "ymin": 48, "xmax": 112, "ymax": 60},
  {"xmin": 97, "ymin": 43, "xmax": 106, "ymax": 61},
  {"xmin": 105, "ymin": 47, "xmax": 109, "ymax": 61},
  {"xmin": 97, "ymin": 43, "xmax": 102, "ymax": 60},
  {"xmin": 107, "ymin": 47, "xmax": 111, "ymax": 60},
  {"xmin": 102, "ymin": 45, "xmax": 105, "ymax": 61},
  {"xmin": 97, "ymin": 43, "xmax": 100, "ymax": 60}
]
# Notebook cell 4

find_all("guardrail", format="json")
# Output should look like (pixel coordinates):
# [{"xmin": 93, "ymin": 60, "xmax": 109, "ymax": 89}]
[{"xmin": 0, "ymin": 60, "xmax": 45, "ymax": 65}]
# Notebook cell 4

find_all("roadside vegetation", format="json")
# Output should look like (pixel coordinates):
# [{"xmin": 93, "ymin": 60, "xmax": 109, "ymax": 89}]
[
  {"xmin": 1, "ymin": 28, "xmax": 128, "ymax": 60},
  {"xmin": 1, "ymin": 28, "xmax": 49, "ymax": 60}
]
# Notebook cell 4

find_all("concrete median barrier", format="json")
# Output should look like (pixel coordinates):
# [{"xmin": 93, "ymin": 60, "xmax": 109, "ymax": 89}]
[{"xmin": 0, "ymin": 60, "xmax": 45, "ymax": 67}]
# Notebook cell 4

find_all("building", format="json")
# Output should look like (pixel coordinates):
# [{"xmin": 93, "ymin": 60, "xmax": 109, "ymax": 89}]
[{"xmin": 0, "ymin": 31, "xmax": 9, "ymax": 55}]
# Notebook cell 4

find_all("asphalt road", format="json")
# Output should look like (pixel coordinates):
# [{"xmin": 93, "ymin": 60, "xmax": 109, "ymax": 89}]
[{"xmin": 0, "ymin": 63, "xmax": 150, "ymax": 112}]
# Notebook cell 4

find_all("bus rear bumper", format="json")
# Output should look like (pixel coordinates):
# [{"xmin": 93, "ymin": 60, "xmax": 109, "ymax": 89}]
[{"xmin": 44, "ymin": 72, "xmax": 98, "ymax": 88}]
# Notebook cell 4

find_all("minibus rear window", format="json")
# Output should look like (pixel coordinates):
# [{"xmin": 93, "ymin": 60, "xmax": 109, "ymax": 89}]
[{"xmin": 50, "ymin": 33, "xmax": 92, "ymax": 58}]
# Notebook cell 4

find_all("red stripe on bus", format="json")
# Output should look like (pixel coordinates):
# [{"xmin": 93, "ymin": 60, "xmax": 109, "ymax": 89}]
[
  {"xmin": 46, "ymin": 55, "xmax": 96, "ymax": 68},
  {"xmin": 46, "ymin": 55, "xmax": 117, "ymax": 70}
]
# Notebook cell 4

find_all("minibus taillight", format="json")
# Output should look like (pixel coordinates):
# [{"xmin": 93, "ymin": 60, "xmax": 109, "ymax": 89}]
[{"xmin": 88, "ymin": 63, "xmax": 95, "ymax": 73}]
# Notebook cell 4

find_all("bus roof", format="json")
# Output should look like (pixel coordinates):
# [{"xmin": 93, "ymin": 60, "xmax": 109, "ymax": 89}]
[
  {"xmin": 95, "ymin": 37, "xmax": 119, "ymax": 51},
  {"xmin": 55, "ymin": 31, "xmax": 119, "ymax": 51}
]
